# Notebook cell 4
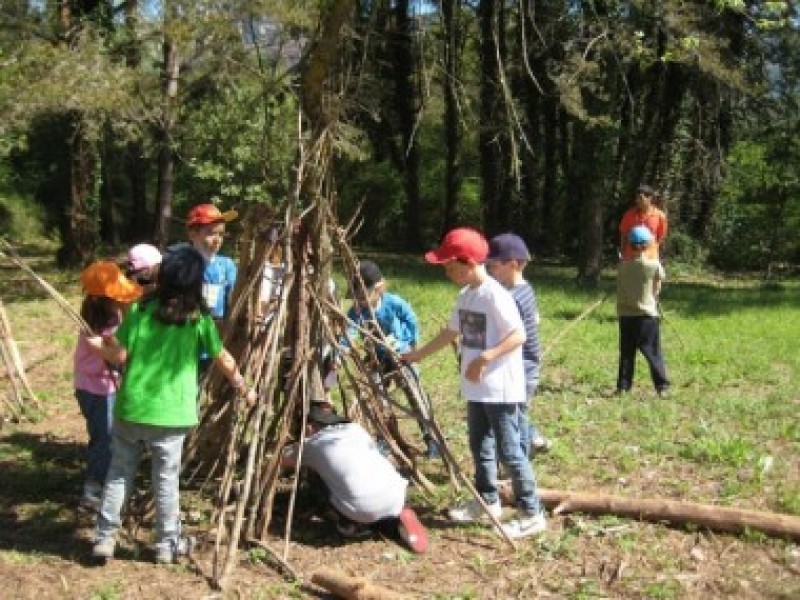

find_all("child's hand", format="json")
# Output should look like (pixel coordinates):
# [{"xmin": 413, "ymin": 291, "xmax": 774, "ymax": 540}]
[
  {"xmin": 465, "ymin": 355, "xmax": 489, "ymax": 383},
  {"xmin": 400, "ymin": 350, "xmax": 419, "ymax": 364},
  {"xmin": 242, "ymin": 387, "xmax": 257, "ymax": 406},
  {"xmin": 85, "ymin": 335, "xmax": 104, "ymax": 350}
]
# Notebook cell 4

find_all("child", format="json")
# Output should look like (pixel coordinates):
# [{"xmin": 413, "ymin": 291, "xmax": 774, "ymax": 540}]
[
  {"xmin": 88, "ymin": 246, "xmax": 256, "ymax": 564},
  {"xmin": 403, "ymin": 227, "xmax": 546, "ymax": 539},
  {"xmin": 75, "ymin": 262, "xmax": 143, "ymax": 511},
  {"xmin": 124, "ymin": 243, "xmax": 162, "ymax": 297},
  {"xmin": 616, "ymin": 225, "xmax": 670, "ymax": 396},
  {"xmin": 281, "ymin": 401, "xmax": 428, "ymax": 554},
  {"xmin": 185, "ymin": 203, "xmax": 238, "ymax": 321},
  {"xmin": 486, "ymin": 233, "xmax": 550, "ymax": 455},
  {"xmin": 346, "ymin": 260, "xmax": 438, "ymax": 459}
]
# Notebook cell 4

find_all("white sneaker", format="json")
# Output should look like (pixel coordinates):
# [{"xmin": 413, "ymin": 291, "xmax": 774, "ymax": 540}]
[
  {"xmin": 501, "ymin": 511, "xmax": 547, "ymax": 539},
  {"xmin": 448, "ymin": 498, "xmax": 502, "ymax": 523}
]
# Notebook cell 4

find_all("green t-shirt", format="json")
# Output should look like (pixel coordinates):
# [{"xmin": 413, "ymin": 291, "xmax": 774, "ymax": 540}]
[{"xmin": 115, "ymin": 301, "xmax": 223, "ymax": 427}]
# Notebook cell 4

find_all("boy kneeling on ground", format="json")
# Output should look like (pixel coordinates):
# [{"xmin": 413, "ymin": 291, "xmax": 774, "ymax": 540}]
[{"xmin": 281, "ymin": 402, "xmax": 428, "ymax": 554}]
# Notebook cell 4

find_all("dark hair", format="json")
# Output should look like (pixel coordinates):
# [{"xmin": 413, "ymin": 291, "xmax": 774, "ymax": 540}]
[
  {"xmin": 151, "ymin": 246, "xmax": 209, "ymax": 325},
  {"xmin": 80, "ymin": 296, "xmax": 119, "ymax": 334},
  {"xmin": 636, "ymin": 184, "xmax": 656, "ymax": 197}
]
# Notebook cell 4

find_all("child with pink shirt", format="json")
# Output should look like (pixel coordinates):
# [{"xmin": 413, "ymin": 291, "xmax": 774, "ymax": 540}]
[{"xmin": 74, "ymin": 262, "xmax": 142, "ymax": 511}]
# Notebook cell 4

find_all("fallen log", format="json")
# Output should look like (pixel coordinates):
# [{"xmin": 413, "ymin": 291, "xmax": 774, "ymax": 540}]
[
  {"xmin": 499, "ymin": 484, "xmax": 800, "ymax": 541},
  {"xmin": 311, "ymin": 568, "xmax": 409, "ymax": 600}
]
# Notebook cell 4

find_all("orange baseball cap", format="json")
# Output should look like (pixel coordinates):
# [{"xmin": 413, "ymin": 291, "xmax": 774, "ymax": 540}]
[
  {"xmin": 186, "ymin": 203, "xmax": 238, "ymax": 226},
  {"xmin": 80, "ymin": 261, "xmax": 143, "ymax": 303},
  {"xmin": 424, "ymin": 227, "xmax": 489, "ymax": 264}
]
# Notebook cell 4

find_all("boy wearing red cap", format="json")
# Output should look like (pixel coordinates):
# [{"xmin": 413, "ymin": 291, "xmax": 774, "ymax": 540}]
[
  {"xmin": 403, "ymin": 227, "xmax": 546, "ymax": 539},
  {"xmin": 185, "ymin": 203, "xmax": 238, "ymax": 320}
]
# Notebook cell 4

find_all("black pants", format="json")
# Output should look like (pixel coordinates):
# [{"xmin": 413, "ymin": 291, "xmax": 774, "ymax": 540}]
[{"xmin": 617, "ymin": 316, "xmax": 669, "ymax": 392}]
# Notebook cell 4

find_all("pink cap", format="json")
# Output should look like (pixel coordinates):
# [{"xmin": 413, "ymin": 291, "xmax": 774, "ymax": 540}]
[
  {"xmin": 424, "ymin": 227, "xmax": 489, "ymax": 264},
  {"xmin": 126, "ymin": 244, "xmax": 162, "ymax": 272}
]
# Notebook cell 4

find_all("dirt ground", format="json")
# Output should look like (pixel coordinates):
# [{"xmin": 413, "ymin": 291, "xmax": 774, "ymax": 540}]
[{"xmin": 2, "ymin": 387, "xmax": 800, "ymax": 599}]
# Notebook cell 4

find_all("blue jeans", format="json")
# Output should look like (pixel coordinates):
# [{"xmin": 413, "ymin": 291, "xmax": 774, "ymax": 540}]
[
  {"xmin": 467, "ymin": 401, "xmax": 542, "ymax": 514},
  {"xmin": 76, "ymin": 390, "xmax": 114, "ymax": 485},
  {"xmin": 518, "ymin": 379, "xmax": 542, "ymax": 457},
  {"xmin": 96, "ymin": 420, "xmax": 190, "ymax": 552}
]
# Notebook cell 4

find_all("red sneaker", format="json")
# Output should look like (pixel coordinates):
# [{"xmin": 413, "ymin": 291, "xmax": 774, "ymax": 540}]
[{"xmin": 397, "ymin": 506, "xmax": 428, "ymax": 554}]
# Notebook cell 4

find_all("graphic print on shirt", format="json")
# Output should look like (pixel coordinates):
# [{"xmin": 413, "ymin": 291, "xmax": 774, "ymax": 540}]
[{"xmin": 459, "ymin": 309, "xmax": 487, "ymax": 349}]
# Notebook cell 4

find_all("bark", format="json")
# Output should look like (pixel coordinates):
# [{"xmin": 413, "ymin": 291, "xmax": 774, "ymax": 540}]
[
  {"xmin": 392, "ymin": 0, "xmax": 423, "ymax": 250},
  {"xmin": 440, "ymin": 0, "xmax": 462, "ymax": 236},
  {"xmin": 154, "ymin": 5, "xmax": 180, "ymax": 247},
  {"xmin": 498, "ymin": 485, "xmax": 800, "ymax": 541},
  {"xmin": 479, "ymin": 0, "xmax": 503, "ymax": 232}
]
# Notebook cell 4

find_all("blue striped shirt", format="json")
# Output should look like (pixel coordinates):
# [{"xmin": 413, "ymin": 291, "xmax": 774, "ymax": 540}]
[{"xmin": 510, "ymin": 281, "xmax": 541, "ymax": 383}]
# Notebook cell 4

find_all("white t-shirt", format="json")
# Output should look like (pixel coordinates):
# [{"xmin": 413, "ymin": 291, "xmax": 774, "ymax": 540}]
[
  {"xmin": 447, "ymin": 276, "xmax": 527, "ymax": 404},
  {"xmin": 302, "ymin": 422, "xmax": 407, "ymax": 523}
]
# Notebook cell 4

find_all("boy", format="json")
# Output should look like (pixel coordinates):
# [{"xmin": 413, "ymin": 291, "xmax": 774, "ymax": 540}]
[
  {"xmin": 346, "ymin": 260, "xmax": 438, "ymax": 459},
  {"xmin": 281, "ymin": 401, "xmax": 428, "ymax": 553},
  {"xmin": 616, "ymin": 225, "xmax": 670, "ymax": 396},
  {"xmin": 619, "ymin": 184, "xmax": 668, "ymax": 260},
  {"xmin": 403, "ymin": 227, "xmax": 546, "ymax": 539},
  {"xmin": 486, "ymin": 233, "xmax": 549, "ymax": 455},
  {"xmin": 185, "ymin": 203, "xmax": 238, "ymax": 320}
]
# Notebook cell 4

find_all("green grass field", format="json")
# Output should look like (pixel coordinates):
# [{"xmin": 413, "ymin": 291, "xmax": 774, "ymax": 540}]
[{"xmin": 1, "ymin": 250, "xmax": 798, "ymax": 598}]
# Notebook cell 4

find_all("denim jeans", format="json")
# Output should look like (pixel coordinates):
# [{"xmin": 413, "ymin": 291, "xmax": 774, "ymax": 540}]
[
  {"xmin": 467, "ymin": 401, "xmax": 542, "ymax": 514},
  {"xmin": 96, "ymin": 420, "xmax": 190, "ymax": 552},
  {"xmin": 76, "ymin": 390, "xmax": 114, "ymax": 485},
  {"xmin": 518, "ymin": 379, "xmax": 542, "ymax": 457}
]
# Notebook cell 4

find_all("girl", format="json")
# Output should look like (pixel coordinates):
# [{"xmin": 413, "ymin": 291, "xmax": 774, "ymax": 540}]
[
  {"xmin": 88, "ymin": 246, "xmax": 256, "ymax": 564},
  {"xmin": 75, "ymin": 261, "xmax": 143, "ymax": 511}
]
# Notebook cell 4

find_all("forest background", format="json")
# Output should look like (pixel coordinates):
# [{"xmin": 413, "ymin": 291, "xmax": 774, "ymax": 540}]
[{"xmin": 0, "ymin": 0, "xmax": 798, "ymax": 279}]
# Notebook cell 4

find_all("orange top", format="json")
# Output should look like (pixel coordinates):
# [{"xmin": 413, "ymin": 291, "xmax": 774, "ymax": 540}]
[{"xmin": 619, "ymin": 206, "xmax": 668, "ymax": 260}]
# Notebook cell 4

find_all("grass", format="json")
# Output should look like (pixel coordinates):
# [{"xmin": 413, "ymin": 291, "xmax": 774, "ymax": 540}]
[{"xmin": 1, "ymin": 250, "xmax": 799, "ymax": 597}]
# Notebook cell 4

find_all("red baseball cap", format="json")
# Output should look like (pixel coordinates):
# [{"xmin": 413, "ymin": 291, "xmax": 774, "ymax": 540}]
[
  {"xmin": 424, "ymin": 227, "xmax": 489, "ymax": 264},
  {"xmin": 186, "ymin": 203, "xmax": 238, "ymax": 226}
]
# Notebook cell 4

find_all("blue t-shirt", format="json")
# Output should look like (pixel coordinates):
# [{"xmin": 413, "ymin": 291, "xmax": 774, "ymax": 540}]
[
  {"xmin": 510, "ymin": 281, "xmax": 541, "ymax": 385},
  {"xmin": 346, "ymin": 292, "xmax": 419, "ymax": 355},
  {"xmin": 202, "ymin": 254, "xmax": 237, "ymax": 318}
]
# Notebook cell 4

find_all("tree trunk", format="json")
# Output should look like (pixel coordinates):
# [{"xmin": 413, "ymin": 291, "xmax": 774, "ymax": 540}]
[
  {"xmin": 154, "ymin": 6, "xmax": 180, "ymax": 247},
  {"xmin": 58, "ymin": 119, "xmax": 99, "ymax": 267},
  {"xmin": 440, "ymin": 0, "xmax": 462, "ymax": 237},
  {"xmin": 479, "ymin": 0, "xmax": 503, "ymax": 233},
  {"xmin": 392, "ymin": 0, "xmax": 423, "ymax": 251}
]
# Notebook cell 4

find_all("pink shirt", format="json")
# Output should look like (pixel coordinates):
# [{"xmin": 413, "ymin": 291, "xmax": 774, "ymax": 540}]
[{"xmin": 73, "ymin": 323, "xmax": 120, "ymax": 395}]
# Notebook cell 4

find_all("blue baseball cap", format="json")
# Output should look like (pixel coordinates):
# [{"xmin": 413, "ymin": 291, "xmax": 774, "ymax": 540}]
[
  {"xmin": 487, "ymin": 233, "xmax": 531, "ymax": 261},
  {"xmin": 628, "ymin": 225, "xmax": 654, "ymax": 247}
]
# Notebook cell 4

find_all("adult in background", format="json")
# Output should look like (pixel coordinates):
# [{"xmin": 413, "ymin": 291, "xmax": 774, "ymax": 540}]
[
  {"xmin": 619, "ymin": 184, "xmax": 668, "ymax": 261},
  {"xmin": 616, "ymin": 226, "xmax": 670, "ymax": 397}
]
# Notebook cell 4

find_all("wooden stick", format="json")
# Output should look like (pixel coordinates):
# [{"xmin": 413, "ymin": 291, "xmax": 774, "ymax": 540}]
[
  {"xmin": 540, "ymin": 293, "xmax": 609, "ymax": 358},
  {"xmin": 0, "ymin": 240, "xmax": 92, "ymax": 335},
  {"xmin": 311, "ymin": 568, "xmax": 409, "ymax": 600},
  {"xmin": 0, "ymin": 301, "xmax": 40, "ymax": 409},
  {"xmin": 496, "ymin": 486, "xmax": 800, "ymax": 542}
]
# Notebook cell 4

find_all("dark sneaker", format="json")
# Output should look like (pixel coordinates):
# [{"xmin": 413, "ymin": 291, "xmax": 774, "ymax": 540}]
[
  {"xmin": 336, "ymin": 520, "xmax": 373, "ymax": 539},
  {"xmin": 92, "ymin": 538, "xmax": 115, "ymax": 561},
  {"xmin": 397, "ymin": 506, "xmax": 428, "ymax": 553}
]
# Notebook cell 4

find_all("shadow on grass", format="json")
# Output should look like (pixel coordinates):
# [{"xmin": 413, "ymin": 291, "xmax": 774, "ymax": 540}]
[{"xmin": 0, "ymin": 431, "xmax": 90, "ymax": 562}]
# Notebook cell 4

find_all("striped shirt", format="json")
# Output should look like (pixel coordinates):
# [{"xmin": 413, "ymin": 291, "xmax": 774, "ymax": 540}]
[{"xmin": 510, "ymin": 281, "xmax": 541, "ymax": 384}]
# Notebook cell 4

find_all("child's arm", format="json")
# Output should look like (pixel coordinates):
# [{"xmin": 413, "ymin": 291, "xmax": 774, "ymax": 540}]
[
  {"xmin": 464, "ymin": 329, "xmax": 525, "ymax": 383},
  {"xmin": 402, "ymin": 327, "xmax": 458, "ymax": 364},
  {"xmin": 213, "ymin": 348, "xmax": 257, "ymax": 405},
  {"xmin": 85, "ymin": 335, "xmax": 127, "ymax": 365}
]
